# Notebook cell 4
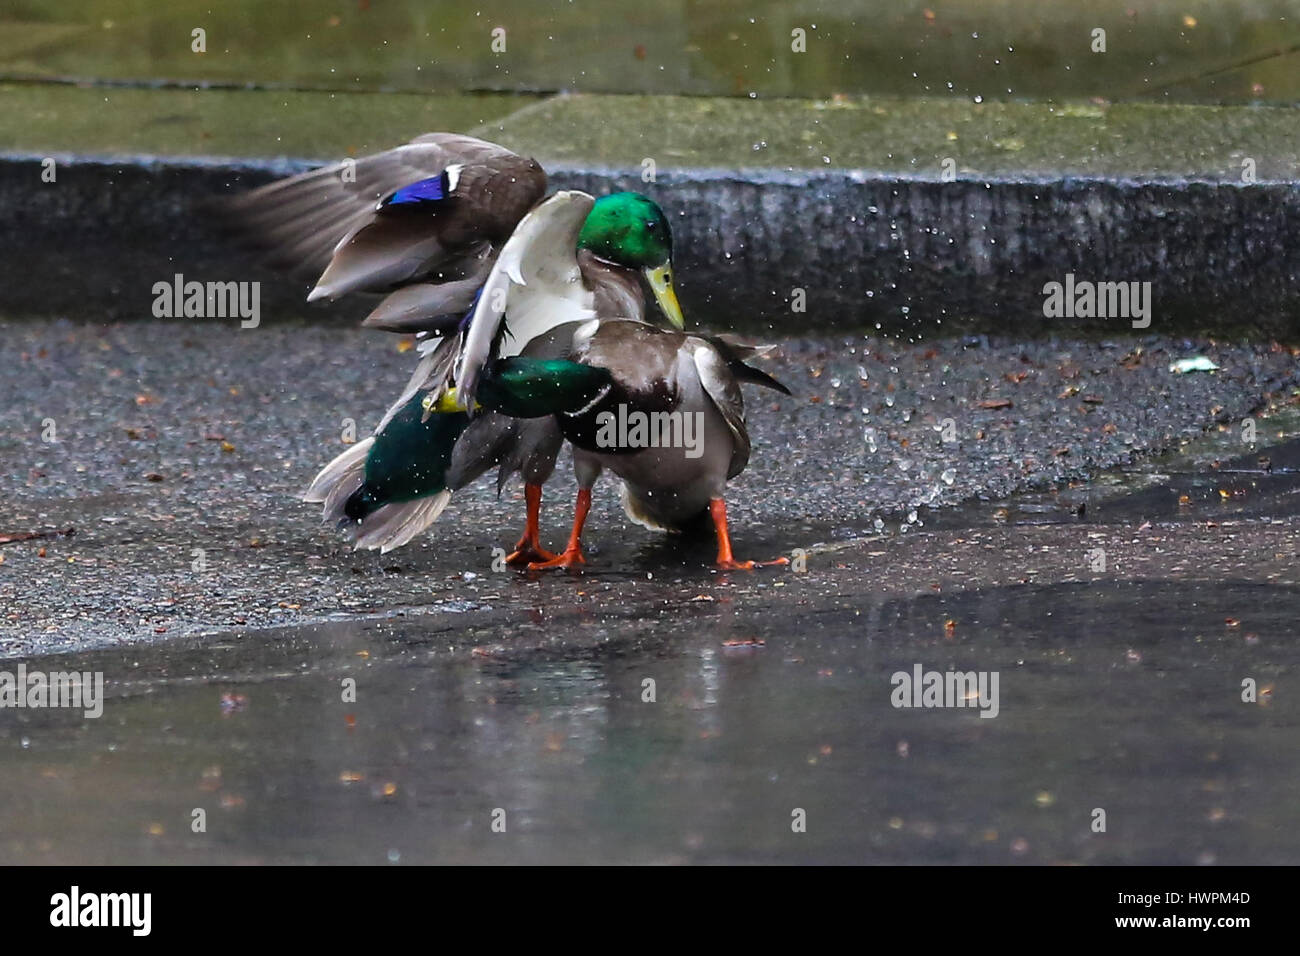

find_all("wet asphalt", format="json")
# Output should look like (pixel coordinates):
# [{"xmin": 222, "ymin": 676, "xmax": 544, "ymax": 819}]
[
  {"xmin": 2, "ymin": 317, "xmax": 1299, "ymax": 863},
  {"xmin": 2, "ymin": 317, "xmax": 1298, "ymax": 653}
]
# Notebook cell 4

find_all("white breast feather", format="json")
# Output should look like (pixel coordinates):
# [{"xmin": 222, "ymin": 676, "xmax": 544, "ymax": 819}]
[{"xmin": 456, "ymin": 190, "xmax": 597, "ymax": 400}]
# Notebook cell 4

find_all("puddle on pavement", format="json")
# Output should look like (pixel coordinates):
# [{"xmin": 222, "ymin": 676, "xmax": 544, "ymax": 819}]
[
  {"xmin": 923, "ymin": 407, "xmax": 1300, "ymax": 532},
  {"xmin": 2, "ymin": 416, "xmax": 1297, "ymax": 864},
  {"xmin": 0, "ymin": 574, "xmax": 1295, "ymax": 864}
]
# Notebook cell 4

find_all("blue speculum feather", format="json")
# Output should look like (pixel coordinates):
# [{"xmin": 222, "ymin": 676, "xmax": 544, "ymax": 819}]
[
  {"xmin": 382, "ymin": 173, "xmax": 449, "ymax": 208},
  {"xmin": 458, "ymin": 286, "xmax": 484, "ymax": 333}
]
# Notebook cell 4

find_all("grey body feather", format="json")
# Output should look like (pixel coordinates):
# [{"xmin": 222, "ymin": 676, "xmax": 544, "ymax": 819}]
[{"xmin": 565, "ymin": 321, "xmax": 789, "ymax": 532}]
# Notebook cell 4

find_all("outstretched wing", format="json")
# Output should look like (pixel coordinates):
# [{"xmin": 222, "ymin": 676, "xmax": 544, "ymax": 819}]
[
  {"xmin": 224, "ymin": 133, "xmax": 547, "ymax": 327},
  {"xmin": 455, "ymin": 190, "xmax": 598, "ymax": 405}
]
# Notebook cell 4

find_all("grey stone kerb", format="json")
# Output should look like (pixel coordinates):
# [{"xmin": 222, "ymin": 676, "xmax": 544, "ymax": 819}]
[
  {"xmin": 553, "ymin": 166, "xmax": 1300, "ymax": 338},
  {"xmin": 1, "ymin": 157, "xmax": 1298, "ymax": 338},
  {"xmin": 5, "ymin": 87, "xmax": 1300, "ymax": 336}
]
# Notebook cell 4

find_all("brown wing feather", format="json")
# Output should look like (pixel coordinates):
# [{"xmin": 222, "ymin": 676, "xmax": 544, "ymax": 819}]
[
  {"xmin": 576, "ymin": 320, "xmax": 685, "ymax": 399},
  {"xmin": 223, "ymin": 133, "xmax": 546, "ymax": 288},
  {"xmin": 580, "ymin": 324, "xmax": 755, "ymax": 480},
  {"xmin": 359, "ymin": 250, "xmax": 491, "ymax": 332},
  {"xmin": 691, "ymin": 341, "xmax": 752, "ymax": 479}
]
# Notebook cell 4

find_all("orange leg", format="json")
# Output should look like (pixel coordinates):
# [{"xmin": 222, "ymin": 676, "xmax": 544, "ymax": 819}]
[
  {"xmin": 506, "ymin": 483, "xmax": 558, "ymax": 566},
  {"xmin": 711, "ymin": 498, "xmax": 789, "ymax": 570},
  {"xmin": 528, "ymin": 488, "xmax": 591, "ymax": 570}
]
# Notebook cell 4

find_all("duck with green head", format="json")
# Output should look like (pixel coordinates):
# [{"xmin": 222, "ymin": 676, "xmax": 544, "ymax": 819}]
[
  {"xmin": 455, "ymin": 263, "xmax": 792, "ymax": 572},
  {"xmin": 576, "ymin": 190, "xmax": 681, "ymax": 327},
  {"xmin": 233, "ymin": 134, "xmax": 785, "ymax": 568},
  {"xmin": 229, "ymin": 143, "xmax": 687, "ymax": 556}
]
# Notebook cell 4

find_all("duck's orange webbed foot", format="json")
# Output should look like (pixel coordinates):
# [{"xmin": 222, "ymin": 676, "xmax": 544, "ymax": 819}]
[
  {"xmin": 715, "ymin": 556, "xmax": 789, "ymax": 571},
  {"xmin": 710, "ymin": 498, "xmax": 787, "ymax": 571},
  {"xmin": 526, "ymin": 488, "xmax": 592, "ymax": 571},
  {"xmin": 506, "ymin": 483, "xmax": 560, "ymax": 565},
  {"xmin": 506, "ymin": 544, "xmax": 559, "ymax": 566},
  {"xmin": 527, "ymin": 547, "xmax": 586, "ymax": 570}
]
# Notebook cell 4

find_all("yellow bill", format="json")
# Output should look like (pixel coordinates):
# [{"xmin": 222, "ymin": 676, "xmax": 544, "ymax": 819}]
[
  {"xmin": 644, "ymin": 264, "xmax": 685, "ymax": 329},
  {"xmin": 421, "ymin": 387, "xmax": 476, "ymax": 421}
]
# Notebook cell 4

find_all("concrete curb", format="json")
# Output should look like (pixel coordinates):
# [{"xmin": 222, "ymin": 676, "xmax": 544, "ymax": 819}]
[{"xmin": 3, "ymin": 151, "xmax": 1299, "ymax": 337}]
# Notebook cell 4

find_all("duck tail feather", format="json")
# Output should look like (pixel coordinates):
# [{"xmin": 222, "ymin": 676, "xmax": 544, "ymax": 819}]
[
  {"xmin": 303, "ymin": 437, "xmax": 374, "ymax": 513},
  {"xmin": 730, "ymin": 361, "xmax": 792, "ymax": 396},
  {"xmin": 352, "ymin": 491, "xmax": 453, "ymax": 554},
  {"xmin": 704, "ymin": 335, "xmax": 792, "ymax": 395}
]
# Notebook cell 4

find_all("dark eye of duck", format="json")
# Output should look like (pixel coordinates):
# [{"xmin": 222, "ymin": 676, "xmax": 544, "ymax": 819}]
[{"xmin": 645, "ymin": 219, "xmax": 659, "ymax": 232}]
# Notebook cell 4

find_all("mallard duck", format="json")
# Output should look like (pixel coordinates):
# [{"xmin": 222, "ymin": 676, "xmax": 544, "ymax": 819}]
[
  {"xmin": 226, "ymin": 135, "xmax": 680, "ymax": 334},
  {"xmin": 230, "ymin": 140, "xmax": 684, "ymax": 558},
  {"xmin": 456, "ymin": 310, "xmax": 792, "ymax": 571}
]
